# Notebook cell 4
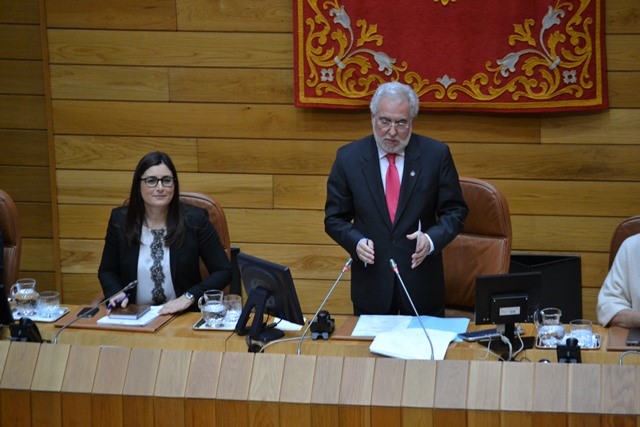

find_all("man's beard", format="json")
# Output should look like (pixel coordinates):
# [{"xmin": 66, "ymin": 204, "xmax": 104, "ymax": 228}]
[{"xmin": 373, "ymin": 128, "xmax": 411, "ymax": 154}]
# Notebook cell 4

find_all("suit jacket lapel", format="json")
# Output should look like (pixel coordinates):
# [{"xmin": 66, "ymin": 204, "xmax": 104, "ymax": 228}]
[
  {"xmin": 361, "ymin": 136, "xmax": 393, "ymax": 229},
  {"xmin": 395, "ymin": 135, "xmax": 421, "ymax": 227}
]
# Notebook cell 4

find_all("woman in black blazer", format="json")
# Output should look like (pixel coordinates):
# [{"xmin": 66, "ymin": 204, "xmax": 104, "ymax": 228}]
[{"xmin": 98, "ymin": 151, "xmax": 232, "ymax": 314}]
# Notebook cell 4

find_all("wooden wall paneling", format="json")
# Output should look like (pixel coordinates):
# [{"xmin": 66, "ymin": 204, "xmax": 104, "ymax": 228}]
[
  {"xmin": 401, "ymin": 360, "xmax": 436, "ymax": 426},
  {"xmin": 433, "ymin": 360, "xmax": 468, "ymax": 426},
  {"xmin": 606, "ymin": 35, "xmax": 640, "ymax": 71},
  {"xmin": 226, "ymin": 209, "xmax": 330, "ymax": 245},
  {"xmin": 50, "ymin": 65, "xmax": 169, "ymax": 101},
  {"xmin": 496, "ymin": 179, "xmax": 640, "ymax": 217},
  {"xmin": 248, "ymin": 353, "xmax": 286, "ymax": 427},
  {"xmin": 0, "ymin": 0, "xmax": 40, "ymax": 24},
  {"xmin": 607, "ymin": 0, "xmax": 640, "ymax": 34},
  {"xmin": 59, "ymin": 239, "xmax": 104, "ymax": 274},
  {"xmin": 60, "ymin": 345, "xmax": 100, "ymax": 426},
  {"xmin": 176, "ymin": 0, "xmax": 291, "ymax": 32},
  {"xmin": 59, "ymin": 273, "xmax": 101, "ymax": 304},
  {"xmin": 44, "ymin": 0, "xmax": 177, "ymax": 30},
  {"xmin": 500, "ymin": 362, "xmax": 534, "ymax": 425},
  {"xmin": 370, "ymin": 358, "xmax": 405, "ymax": 427},
  {"xmin": 154, "ymin": 349, "xmax": 192, "ymax": 427},
  {"xmin": 54, "ymin": 135, "xmax": 198, "ymax": 171},
  {"xmin": 511, "ymin": 215, "xmax": 623, "ymax": 252},
  {"xmin": 338, "ymin": 357, "xmax": 375, "ymax": 426},
  {"xmin": 198, "ymin": 139, "xmax": 340, "ymax": 176},
  {"xmin": 310, "ymin": 356, "xmax": 343, "ymax": 427},
  {"xmin": 0, "ymin": 94, "xmax": 45, "ymax": 129},
  {"xmin": 55, "ymin": 171, "xmax": 272, "ymax": 208},
  {"xmin": 274, "ymin": 175, "xmax": 329, "ymax": 210},
  {"xmin": 21, "ymin": 238, "xmax": 54, "ymax": 271},
  {"xmin": 531, "ymin": 363, "xmax": 568, "ymax": 425},
  {"xmin": 170, "ymin": 68, "xmax": 293, "ymax": 104},
  {"xmin": 0, "ymin": 60, "xmax": 43, "ymax": 94},
  {"xmin": 452, "ymin": 143, "xmax": 640, "ymax": 180},
  {"xmin": 279, "ymin": 354, "xmax": 316, "ymax": 427},
  {"xmin": 567, "ymin": 363, "xmax": 602, "ymax": 426},
  {"xmin": 541, "ymin": 109, "xmax": 640, "ymax": 145},
  {"xmin": 215, "ymin": 352, "xmax": 254, "ymax": 426},
  {"xmin": 30, "ymin": 343, "xmax": 70, "ymax": 427},
  {"xmin": 0, "ymin": 166, "xmax": 50, "ymax": 202},
  {"xmin": 0, "ymin": 24, "xmax": 41, "ymax": 59},
  {"xmin": 184, "ymin": 351, "xmax": 222, "ymax": 427},
  {"xmin": 92, "ymin": 346, "xmax": 131, "ymax": 427},
  {"xmin": 123, "ymin": 348, "xmax": 162, "ymax": 427},
  {"xmin": 0, "ymin": 130, "xmax": 48, "ymax": 166},
  {"xmin": 47, "ymin": 30, "xmax": 291, "ymax": 68},
  {"xmin": 607, "ymin": 72, "xmax": 640, "ymax": 108},
  {"xmin": 49, "ymin": 100, "xmax": 542, "ymax": 144},
  {"xmin": 0, "ymin": 342, "xmax": 40, "ymax": 427},
  {"xmin": 17, "ymin": 202, "xmax": 53, "ymax": 238}
]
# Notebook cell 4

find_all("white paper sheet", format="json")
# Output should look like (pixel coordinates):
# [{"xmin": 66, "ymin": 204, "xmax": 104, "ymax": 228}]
[
  {"xmin": 351, "ymin": 314, "xmax": 413, "ymax": 336},
  {"xmin": 369, "ymin": 328, "xmax": 458, "ymax": 360}
]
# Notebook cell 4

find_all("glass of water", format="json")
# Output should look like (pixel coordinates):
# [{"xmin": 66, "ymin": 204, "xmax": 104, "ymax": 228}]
[
  {"xmin": 38, "ymin": 291, "xmax": 61, "ymax": 319},
  {"xmin": 223, "ymin": 294, "xmax": 242, "ymax": 325}
]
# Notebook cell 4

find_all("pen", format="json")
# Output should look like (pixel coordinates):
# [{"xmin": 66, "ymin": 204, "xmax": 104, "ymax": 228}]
[
  {"xmin": 107, "ymin": 293, "xmax": 129, "ymax": 311},
  {"xmin": 364, "ymin": 238, "xmax": 369, "ymax": 268}
]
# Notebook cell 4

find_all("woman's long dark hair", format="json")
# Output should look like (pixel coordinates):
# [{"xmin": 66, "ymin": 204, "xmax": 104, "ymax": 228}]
[{"xmin": 124, "ymin": 151, "xmax": 186, "ymax": 247}]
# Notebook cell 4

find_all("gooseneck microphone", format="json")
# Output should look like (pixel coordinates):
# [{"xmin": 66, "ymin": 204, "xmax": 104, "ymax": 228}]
[
  {"xmin": 53, "ymin": 280, "xmax": 138, "ymax": 344},
  {"xmin": 296, "ymin": 258, "xmax": 352, "ymax": 355},
  {"xmin": 389, "ymin": 259, "xmax": 434, "ymax": 360}
]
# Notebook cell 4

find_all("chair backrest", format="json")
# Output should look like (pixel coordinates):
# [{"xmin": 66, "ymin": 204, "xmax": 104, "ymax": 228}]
[
  {"xmin": 609, "ymin": 215, "xmax": 640, "ymax": 268},
  {"xmin": 0, "ymin": 189, "xmax": 22, "ymax": 287},
  {"xmin": 179, "ymin": 192, "xmax": 231, "ymax": 260},
  {"xmin": 442, "ymin": 177, "xmax": 512, "ymax": 317}
]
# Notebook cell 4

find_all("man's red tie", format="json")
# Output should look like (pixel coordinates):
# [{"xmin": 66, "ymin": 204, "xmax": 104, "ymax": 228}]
[{"xmin": 385, "ymin": 153, "xmax": 400, "ymax": 223}]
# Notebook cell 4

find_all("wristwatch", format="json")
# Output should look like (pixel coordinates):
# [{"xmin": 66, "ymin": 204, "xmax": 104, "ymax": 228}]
[{"xmin": 184, "ymin": 292, "xmax": 195, "ymax": 302}]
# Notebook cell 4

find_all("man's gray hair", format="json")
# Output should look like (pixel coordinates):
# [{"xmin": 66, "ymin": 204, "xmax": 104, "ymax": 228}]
[{"xmin": 370, "ymin": 82, "xmax": 420, "ymax": 119}]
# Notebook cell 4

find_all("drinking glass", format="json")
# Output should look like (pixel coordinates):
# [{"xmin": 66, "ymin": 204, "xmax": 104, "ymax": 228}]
[
  {"xmin": 38, "ymin": 291, "xmax": 61, "ymax": 319},
  {"xmin": 223, "ymin": 294, "xmax": 242, "ymax": 325},
  {"xmin": 569, "ymin": 319, "xmax": 594, "ymax": 348}
]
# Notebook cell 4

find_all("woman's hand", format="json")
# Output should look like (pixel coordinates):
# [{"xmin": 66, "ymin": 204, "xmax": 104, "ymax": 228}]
[
  {"xmin": 158, "ymin": 295, "xmax": 193, "ymax": 315},
  {"xmin": 106, "ymin": 292, "xmax": 129, "ymax": 314}
]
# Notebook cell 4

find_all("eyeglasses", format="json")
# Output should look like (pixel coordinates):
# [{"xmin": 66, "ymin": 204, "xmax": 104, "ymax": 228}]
[
  {"xmin": 141, "ymin": 176, "xmax": 175, "ymax": 188},
  {"xmin": 376, "ymin": 117, "xmax": 411, "ymax": 132}
]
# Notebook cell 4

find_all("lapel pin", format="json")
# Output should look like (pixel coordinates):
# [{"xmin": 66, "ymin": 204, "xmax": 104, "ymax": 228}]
[{"xmin": 410, "ymin": 170, "xmax": 416, "ymax": 177}]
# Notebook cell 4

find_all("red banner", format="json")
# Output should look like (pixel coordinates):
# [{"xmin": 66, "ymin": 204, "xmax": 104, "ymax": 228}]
[{"xmin": 293, "ymin": 0, "xmax": 607, "ymax": 113}]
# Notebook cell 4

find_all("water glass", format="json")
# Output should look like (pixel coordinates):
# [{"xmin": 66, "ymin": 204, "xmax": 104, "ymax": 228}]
[
  {"xmin": 223, "ymin": 294, "xmax": 242, "ymax": 324},
  {"xmin": 570, "ymin": 318, "xmax": 594, "ymax": 347},
  {"xmin": 38, "ymin": 291, "xmax": 61, "ymax": 319}
]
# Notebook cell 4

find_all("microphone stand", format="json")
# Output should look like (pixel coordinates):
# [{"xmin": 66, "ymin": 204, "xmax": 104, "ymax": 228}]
[
  {"xmin": 53, "ymin": 280, "xmax": 138, "ymax": 344},
  {"xmin": 296, "ymin": 258, "xmax": 352, "ymax": 355},
  {"xmin": 389, "ymin": 259, "xmax": 434, "ymax": 360}
]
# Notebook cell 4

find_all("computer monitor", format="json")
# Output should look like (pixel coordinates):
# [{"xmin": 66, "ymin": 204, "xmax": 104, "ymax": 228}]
[
  {"xmin": 234, "ymin": 253, "xmax": 305, "ymax": 342},
  {"xmin": 474, "ymin": 271, "xmax": 542, "ymax": 346},
  {"xmin": 0, "ymin": 285, "xmax": 15, "ymax": 326}
]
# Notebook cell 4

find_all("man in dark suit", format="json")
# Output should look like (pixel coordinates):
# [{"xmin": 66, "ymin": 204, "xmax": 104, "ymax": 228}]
[{"xmin": 324, "ymin": 82, "xmax": 468, "ymax": 316}]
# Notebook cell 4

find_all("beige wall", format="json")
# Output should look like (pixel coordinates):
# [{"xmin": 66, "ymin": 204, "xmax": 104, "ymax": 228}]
[{"xmin": 1, "ymin": 0, "xmax": 639, "ymax": 319}]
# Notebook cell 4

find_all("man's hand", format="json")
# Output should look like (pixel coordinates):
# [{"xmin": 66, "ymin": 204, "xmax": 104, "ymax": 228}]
[
  {"xmin": 159, "ymin": 295, "xmax": 193, "ymax": 315},
  {"xmin": 357, "ymin": 238, "xmax": 375, "ymax": 265},
  {"xmin": 407, "ymin": 231, "xmax": 431, "ymax": 269}
]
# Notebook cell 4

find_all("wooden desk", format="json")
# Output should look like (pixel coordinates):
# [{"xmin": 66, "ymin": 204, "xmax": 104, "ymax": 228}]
[
  {"xmin": 2, "ymin": 310, "xmax": 640, "ymax": 426},
  {"xmin": 30, "ymin": 309, "xmax": 638, "ymax": 365}
]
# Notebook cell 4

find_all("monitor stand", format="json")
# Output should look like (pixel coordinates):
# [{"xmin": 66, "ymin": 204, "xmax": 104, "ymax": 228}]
[
  {"xmin": 234, "ymin": 287, "xmax": 284, "ymax": 342},
  {"xmin": 477, "ymin": 322, "xmax": 535, "ymax": 359}
]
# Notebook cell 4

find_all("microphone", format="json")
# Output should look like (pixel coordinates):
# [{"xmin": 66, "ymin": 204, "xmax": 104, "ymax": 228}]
[
  {"xmin": 389, "ymin": 259, "xmax": 434, "ymax": 360},
  {"xmin": 296, "ymin": 258, "xmax": 352, "ymax": 355},
  {"xmin": 53, "ymin": 280, "xmax": 138, "ymax": 344}
]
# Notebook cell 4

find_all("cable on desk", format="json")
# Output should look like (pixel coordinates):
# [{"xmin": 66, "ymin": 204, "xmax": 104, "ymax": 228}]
[{"xmin": 618, "ymin": 350, "xmax": 640, "ymax": 365}]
